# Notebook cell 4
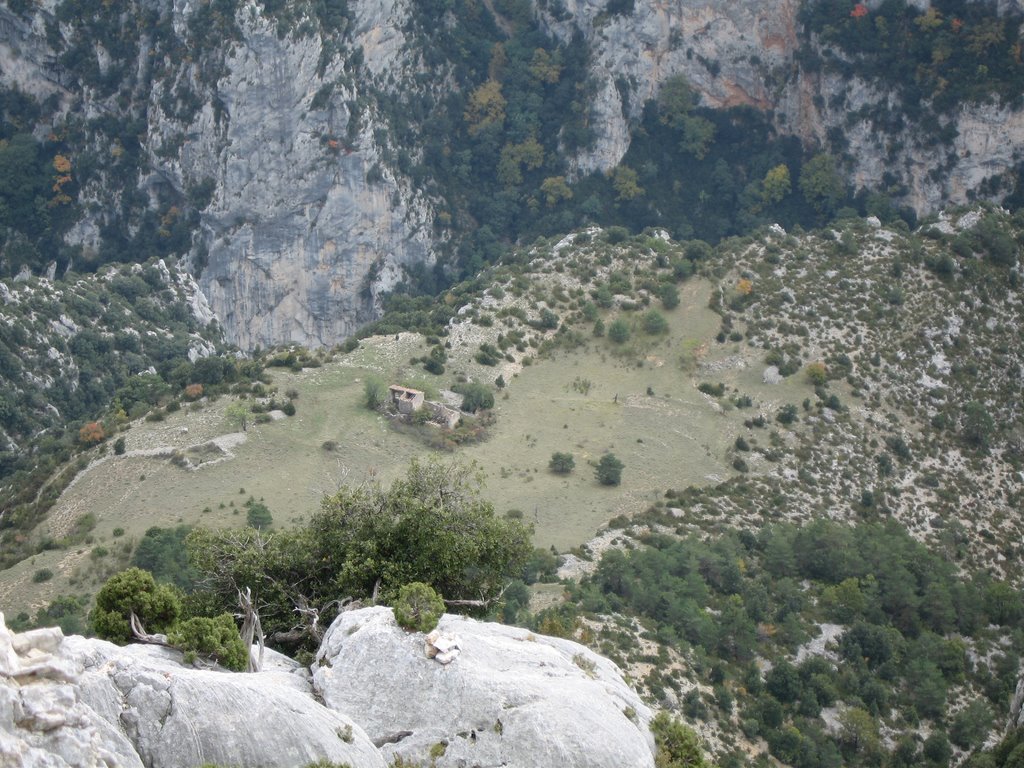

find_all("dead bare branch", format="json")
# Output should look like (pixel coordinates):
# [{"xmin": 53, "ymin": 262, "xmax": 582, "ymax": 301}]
[
  {"xmin": 237, "ymin": 587, "xmax": 265, "ymax": 673},
  {"xmin": 442, "ymin": 582, "xmax": 512, "ymax": 609},
  {"xmin": 129, "ymin": 612, "xmax": 173, "ymax": 647}
]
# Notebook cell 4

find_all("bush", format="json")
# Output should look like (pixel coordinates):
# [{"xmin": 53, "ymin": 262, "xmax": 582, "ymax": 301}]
[
  {"xmin": 549, "ymin": 452, "xmax": 575, "ymax": 474},
  {"xmin": 538, "ymin": 308, "xmax": 559, "ymax": 329},
  {"xmin": 596, "ymin": 453, "xmax": 624, "ymax": 486},
  {"xmin": 393, "ymin": 582, "xmax": 445, "ymax": 633},
  {"xmin": 698, "ymin": 382, "xmax": 726, "ymax": 397},
  {"xmin": 651, "ymin": 712, "xmax": 712, "ymax": 768},
  {"xmin": 659, "ymin": 284, "xmax": 680, "ymax": 309},
  {"xmin": 245, "ymin": 501, "xmax": 273, "ymax": 530},
  {"xmin": 608, "ymin": 318, "xmax": 631, "ymax": 343},
  {"xmin": 32, "ymin": 568, "xmax": 54, "ymax": 583},
  {"xmin": 364, "ymin": 375, "xmax": 387, "ymax": 410},
  {"xmin": 79, "ymin": 421, "xmax": 105, "ymax": 445},
  {"xmin": 460, "ymin": 383, "xmax": 494, "ymax": 413},
  {"xmin": 113, "ymin": 436, "xmax": 126, "ymax": 455},
  {"xmin": 168, "ymin": 613, "xmax": 248, "ymax": 671},
  {"xmin": 805, "ymin": 362, "xmax": 827, "ymax": 386},
  {"xmin": 776, "ymin": 404, "xmax": 799, "ymax": 425},
  {"xmin": 475, "ymin": 343, "xmax": 502, "ymax": 366},
  {"xmin": 90, "ymin": 568, "xmax": 181, "ymax": 643},
  {"xmin": 642, "ymin": 310, "xmax": 668, "ymax": 334}
]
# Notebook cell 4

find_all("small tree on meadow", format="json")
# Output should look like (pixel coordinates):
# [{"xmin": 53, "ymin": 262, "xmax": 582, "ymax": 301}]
[
  {"xmin": 461, "ymin": 383, "xmax": 494, "ymax": 413},
  {"xmin": 225, "ymin": 401, "xmax": 250, "ymax": 432},
  {"xmin": 805, "ymin": 362, "xmax": 827, "ymax": 386},
  {"xmin": 549, "ymin": 452, "xmax": 575, "ymax": 474},
  {"xmin": 596, "ymin": 453, "xmax": 624, "ymax": 486},
  {"xmin": 642, "ymin": 310, "xmax": 668, "ymax": 335},
  {"xmin": 364, "ymin": 375, "xmax": 387, "ymax": 410},
  {"xmin": 659, "ymin": 284, "xmax": 679, "ymax": 310},
  {"xmin": 608, "ymin": 318, "xmax": 631, "ymax": 344},
  {"xmin": 245, "ymin": 501, "xmax": 273, "ymax": 530}
]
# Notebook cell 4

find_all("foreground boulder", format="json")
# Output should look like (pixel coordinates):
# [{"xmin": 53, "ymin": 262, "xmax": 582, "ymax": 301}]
[
  {"xmin": 1, "ymin": 613, "xmax": 384, "ymax": 768},
  {"xmin": 313, "ymin": 606, "xmax": 656, "ymax": 768}
]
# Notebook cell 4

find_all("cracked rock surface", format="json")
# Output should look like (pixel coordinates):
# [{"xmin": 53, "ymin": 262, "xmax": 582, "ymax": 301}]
[
  {"xmin": 313, "ymin": 606, "xmax": 657, "ymax": 768},
  {"xmin": 1, "ymin": 613, "xmax": 384, "ymax": 768}
]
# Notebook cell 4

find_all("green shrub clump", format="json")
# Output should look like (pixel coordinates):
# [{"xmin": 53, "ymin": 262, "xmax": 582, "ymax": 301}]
[
  {"xmin": 168, "ymin": 614, "xmax": 248, "ymax": 671},
  {"xmin": 651, "ymin": 711, "xmax": 712, "ymax": 767},
  {"xmin": 393, "ymin": 582, "xmax": 445, "ymax": 633},
  {"xmin": 549, "ymin": 451, "xmax": 575, "ymax": 474},
  {"xmin": 596, "ymin": 453, "xmax": 624, "ymax": 486},
  {"xmin": 460, "ymin": 383, "xmax": 494, "ymax": 413},
  {"xmin": 90, "ymin": 567, "xmax": 181, "ymax": 643}
]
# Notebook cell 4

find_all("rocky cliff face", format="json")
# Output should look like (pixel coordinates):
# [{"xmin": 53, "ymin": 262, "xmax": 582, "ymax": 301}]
[
  {"xmin": 1012, "ymin": 675, "xmax": 1024, "ymax": 730},
  {"xmin": 3, "ymin": 0, "xmax": 1024, "ymax": 349},
  {"xmin": 539, "ymin": 0, "xmax": 801, "ymax": 173},
  {"xmin": 2, "ymin": 609, "xmax": 658, "ymax": 768},
  {"xmin": 1, "ymin": 0, "xmax": 439, "ymax": 351},
  {"xmin": 541, "ymin": 0, "xmax": 1024, "ymax": 213},
  {"xmin": 151, "ymin": 2, "xmax": 437, "ymax": 350}
]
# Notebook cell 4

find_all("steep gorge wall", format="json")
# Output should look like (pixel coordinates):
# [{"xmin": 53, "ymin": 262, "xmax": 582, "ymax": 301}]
[
  {"xmin": 542, "ymin": 0, "xmax": 1024, "ymax": 213},
  {"xmin": 3, "ymin": 0, "xmax": 1024, "ymax": 349},
  {"xmin": 1, "ymin": 0, "xmax": 440, "ymax": 350},
  {"xmin": 149, "ymin": 0, "xmax": 438, "ymax": 350}
]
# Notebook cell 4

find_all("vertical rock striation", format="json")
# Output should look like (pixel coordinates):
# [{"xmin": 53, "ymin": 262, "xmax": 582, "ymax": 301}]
[
  {"xmin": 150, "ymin": 1, "xmax": 436, "ymax": 350},
  {"xmin": 541, "ymin": 0, "xmax": 1024, "ymax": 213}
]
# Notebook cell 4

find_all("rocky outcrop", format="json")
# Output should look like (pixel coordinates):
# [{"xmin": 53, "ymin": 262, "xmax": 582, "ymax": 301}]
[
  {"xmin": 540, "ymin": 0, "xmax": 1024, "ymax": 213},
  {"xmin": 540, "ymin": 0, "xmax": 800, "ymax": 174},
  {"xmin": 149, "ymin": 1, "xmax": 436, "ymax": 350},
  {"xmin": 3, "ymin": 607, "xmax": 659, "ymax": 768},
  {"xmin": 1011, "ymin": 675, "xmax": 1024, "ymax": 730},
  {"xmin": 313, "ymin": 606, "xmax": 657, "ymax": 768},
  {"xmin": 0, "ymin": 613, "xmax": 385, "ymax": 768},
  {"xmin": 1, "ymin": 618, "xmax": 140, "ymax": 768}
]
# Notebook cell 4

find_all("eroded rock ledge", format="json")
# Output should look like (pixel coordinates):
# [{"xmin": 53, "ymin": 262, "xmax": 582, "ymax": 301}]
[{"xmin": 2, "ymin": 608, "xmax": 656, "ymax": 768}]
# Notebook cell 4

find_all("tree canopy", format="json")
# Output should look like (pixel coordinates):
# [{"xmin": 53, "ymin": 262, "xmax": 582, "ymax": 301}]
[{"xmin": 185, "ymin": 458, "xmax": 532, "ymax": 647}]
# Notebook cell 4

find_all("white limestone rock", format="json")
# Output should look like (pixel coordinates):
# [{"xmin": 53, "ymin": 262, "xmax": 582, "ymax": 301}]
[
  {"xmin": 63, "ymin": 636, "xmax": 386, "ymax": 768},
  {"xmin": 313, "ymin": 606, "xmax": 656, "ymax": 768},
  {"xmin": 0, "ymin": 613, "xmax": 142, "ymax": 768},
  {"xmin": 1, "ymin": 612, "xmax": 385, "ymax": 768},
  {"xmin": 1011, "ymin": 675, "xmax": 1024, "ymax": 729}
]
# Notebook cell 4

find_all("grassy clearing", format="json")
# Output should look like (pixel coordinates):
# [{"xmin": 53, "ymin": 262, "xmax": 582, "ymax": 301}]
[
  {"xmin": 471, "ymin": 279, "xmax": 733, "ymax": 548},
  {"xmin": 2, "ymin": 272, "xmax": 812, "ymax": 612}
]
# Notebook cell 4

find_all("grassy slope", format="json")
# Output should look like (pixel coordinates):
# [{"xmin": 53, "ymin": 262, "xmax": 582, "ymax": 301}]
[{"xmin": 3, "ymin": 212, "xmax": 1022, "ymax": 622}]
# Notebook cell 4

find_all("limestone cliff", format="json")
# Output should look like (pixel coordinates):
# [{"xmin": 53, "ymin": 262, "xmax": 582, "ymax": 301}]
[
  {"xmin": 3, "ymin": 0, "xmax": 1024, "ymax": 350},
  {"xmin": 152, "ymin": 2, "xmax": 437, "ymax": 350},
  {"xmin": 540, "ymin": 0, "xmax": 1024, "ymax": 213},
  {"xmin": 1, "ymin": 0, "xmax": 439, "ymax": 351}
]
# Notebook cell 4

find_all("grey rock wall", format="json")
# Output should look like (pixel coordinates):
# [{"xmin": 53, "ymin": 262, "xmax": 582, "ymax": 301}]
[
  {"xmin": 541, "ymin": 0, "xmax": 1024, "ymax": 214},
  {"xmin": 4, "ymin": 0, "xmax": 1024, "ymax": 349},
  {"xmin": 150, "ymin": 1, "xmax": 436, "ymax": 350}
]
